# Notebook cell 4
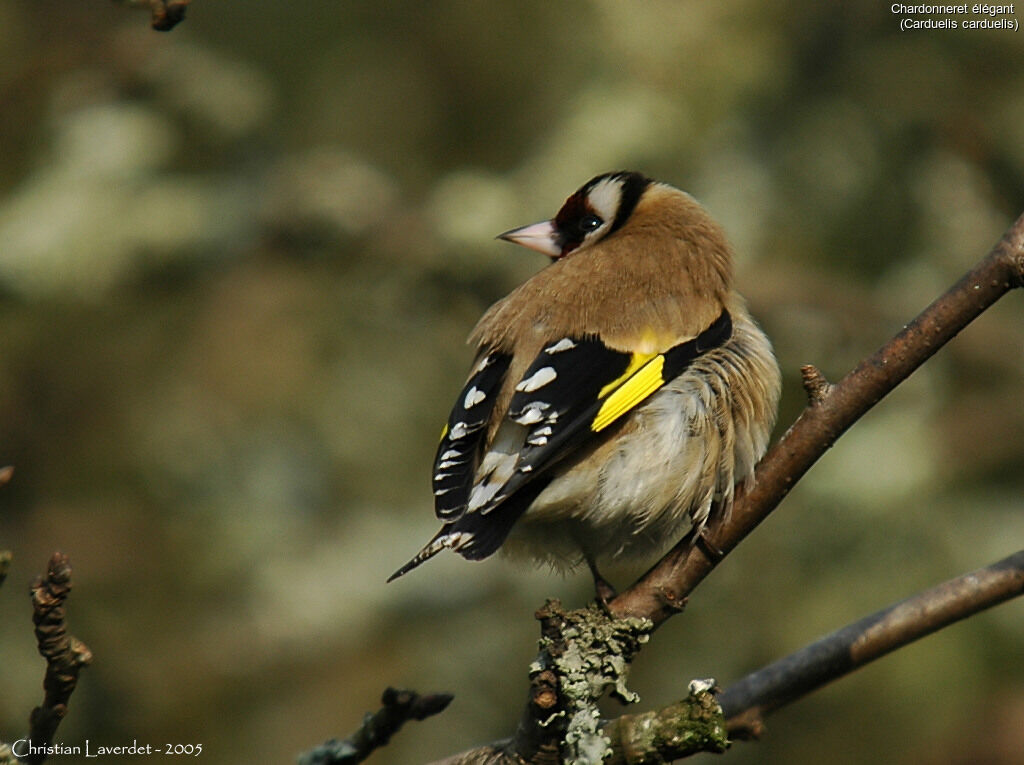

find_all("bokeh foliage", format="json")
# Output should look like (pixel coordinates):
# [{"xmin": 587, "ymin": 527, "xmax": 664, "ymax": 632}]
[{"xmin": 0, "ymin": 2, "xmax": 1022, "ymax": 763}]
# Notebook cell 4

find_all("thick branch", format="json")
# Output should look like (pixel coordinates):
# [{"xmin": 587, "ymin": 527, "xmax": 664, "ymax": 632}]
[
  {"xmin": 718, "ymin": 549, "xmax": 1024, "ymax": 733},
  {"xmin": 610, "ymin": 211, "xmax": 1024, "ymax": 626},
  {"xmin": 601, "ymin": 679, "xmax": 728, "ymax": 763},
  {"xmin": 521, "ymin": 601, "xmax": 652, "ymax": 763}
]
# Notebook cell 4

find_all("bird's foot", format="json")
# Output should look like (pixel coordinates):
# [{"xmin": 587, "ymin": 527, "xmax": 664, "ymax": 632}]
[{"xmin": 695, "ymin": 528, "xmax": 725, "ymax": 562}]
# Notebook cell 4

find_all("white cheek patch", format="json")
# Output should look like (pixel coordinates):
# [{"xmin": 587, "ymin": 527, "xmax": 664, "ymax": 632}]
[{"xmin": 586, "ymin": 178, "xmax": 623, "ymax": 225}]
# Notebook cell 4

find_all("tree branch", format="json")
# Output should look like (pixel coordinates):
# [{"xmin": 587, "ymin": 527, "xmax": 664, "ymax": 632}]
[
  {"xmin": 718, "ymin": 549, "xmax": 1024, "ymax": 738},
  {"xmin": 114, "ymin": 0, "xmax": 190, "ymax": 31},
  {"xmin": 426, "ymin": 607, "xmax": 728, "ymax": 765},
  {"xmin": 429, "ymin": 549, "xmax": 1024, "ymax": 763},
  {"xmin": 298, "ymin": 687, "xmax": 454, "ymax": 765},
  {"xmin": 0, "ymin": 549, "xmax": 11, "ymax": 591},
  {"xmin": 609, "ymin": 211, "xmax": 1024, "ymax": 626},
  {"xmin": 600, "ymin": 679, "xmax": 728, "ymax": 763},
  {"xmin": 23, "ymin": 553, "xmax": 93, "ymax": 765},
  {"xmin": 0, "ymin": 468, "xmax": 14, "ymax": 765},
  {"xmin": 520, "ymin": 601, "xmax": 654, "ymax": 763}
]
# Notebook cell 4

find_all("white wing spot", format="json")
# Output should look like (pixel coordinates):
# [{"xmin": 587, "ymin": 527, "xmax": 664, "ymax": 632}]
[
  {"xmin": 441, "ymin": 449, "xmax": 461, "ymax": 461},
  {"xmin": 544, "ymin": 338, "xmax": 577, "ymax": 354},
  {"xmin": 514, "ymin": 408, "xmax": 545, "ymax": 426},
  {"xmin": 449, "ymin": 422, "xmax": 468, "ymax": 439},
  {"xmin": 468, "ymin": 479, "xmax": 503, "ymax": 512},
  {"xmin": 512, "ymin": 401, "xmax": 550, "ymax": 426},
  {"xmin": 463, "ymin": 386, "xmax": 486, "ymax": 408},
  {"xmin": 471, "ymin": 354, "xmax": 494, "ymax": 374},
  {"xmin": 515, "ymin": 366, "xmax": 557, "ymax": 393}
]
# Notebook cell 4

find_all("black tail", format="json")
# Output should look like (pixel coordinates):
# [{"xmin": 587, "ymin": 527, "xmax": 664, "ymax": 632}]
[{"xmin": 387, "ymin": 479, "xmax": 550, "ymax": 581}]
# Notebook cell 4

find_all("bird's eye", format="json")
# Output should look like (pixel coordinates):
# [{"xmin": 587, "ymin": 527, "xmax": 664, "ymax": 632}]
[{"xmin": 580, "ymin": 214, "xmax": 603, "ymax": 233}]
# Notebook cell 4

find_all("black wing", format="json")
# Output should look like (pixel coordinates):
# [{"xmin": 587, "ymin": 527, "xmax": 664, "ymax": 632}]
[{"xmin": 432, "ymin": 351, "xmax": 511, "ymax": 519}]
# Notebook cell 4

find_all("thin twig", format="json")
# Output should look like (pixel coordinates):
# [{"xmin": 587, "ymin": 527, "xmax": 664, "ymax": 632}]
[
  {"xmin": 0, "ymin": 469, "xmax": 15, "ymax": 761},
  {"xmin": 799, "ymin": 364, "xmax": 832, "ymax": 405},
  {"xmin": 115, "ymin": 0, "xmax": 190, "ymax": 31},
  {"xmin": 23, "ymin": 553, "xmax": 92, "ymax": 765},
  {"xmin": 298, "ymin": 687, "xmax": 453, "ymax": 765},
  {"xmin": 718, "ymin": 549, "xmax": 1024, "ymax": 733},
  {"xmin": 610, "ymin": 210, "xmax": 1024, "ymax": 626},
  {"xmin": 0, "ymin": 468, "xmax": 12, "ymax": 591},
  {"xmin": 0, "ymin": 550, "xmax": 11, "ymax": 590}
]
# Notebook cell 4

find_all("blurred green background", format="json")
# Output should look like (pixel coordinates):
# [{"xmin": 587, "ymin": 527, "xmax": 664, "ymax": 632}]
[{"xmin": 1, "ymin": 1, "xmax": 1023, "ymax": 763}]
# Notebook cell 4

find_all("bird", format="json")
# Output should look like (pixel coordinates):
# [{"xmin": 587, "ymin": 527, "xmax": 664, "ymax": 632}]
[{"xmin": 389, "ymin": 171, "xmax": 781, "ymax": 596}]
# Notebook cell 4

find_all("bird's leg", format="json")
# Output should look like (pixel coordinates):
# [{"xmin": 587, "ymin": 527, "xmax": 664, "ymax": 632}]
[
  {"xmin": 694, "ymin": 497, "xmax": 730, "ymax": 562},
  {"xmin": 586, "ymin": 557, "xmax": 618, "ymax": 607}
]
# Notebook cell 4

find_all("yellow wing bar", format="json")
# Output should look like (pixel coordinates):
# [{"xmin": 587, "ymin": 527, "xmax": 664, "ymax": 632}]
[
  {"xmin": 596, "ymin": 351, "xmax": 656, "ymax": 399},
  {"xmin": 591, "ymin": 354, "xmax": 666, "ymax": 432}
]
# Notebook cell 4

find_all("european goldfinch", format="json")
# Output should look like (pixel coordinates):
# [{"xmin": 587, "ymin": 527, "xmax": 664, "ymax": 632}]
[{"xmin": 389, "ymin": 172, "xmax": 781, "ymax": 590}]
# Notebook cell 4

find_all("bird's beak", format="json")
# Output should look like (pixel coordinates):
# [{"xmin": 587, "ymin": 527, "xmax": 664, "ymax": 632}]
[{"xmin": 496, "ymin": 220, "xmax": 562, "ymax": 258}]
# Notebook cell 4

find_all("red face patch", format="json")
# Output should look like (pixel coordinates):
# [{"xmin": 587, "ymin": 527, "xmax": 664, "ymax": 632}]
[{"xmin": 553, "ymin": 191, "xmax": 597, "ymax": 256}]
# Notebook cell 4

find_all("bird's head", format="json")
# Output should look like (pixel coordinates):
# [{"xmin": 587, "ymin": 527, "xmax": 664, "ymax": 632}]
[{"xmin": 497, "ymin": 171, "xmax": 652, "ymax": 260}]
